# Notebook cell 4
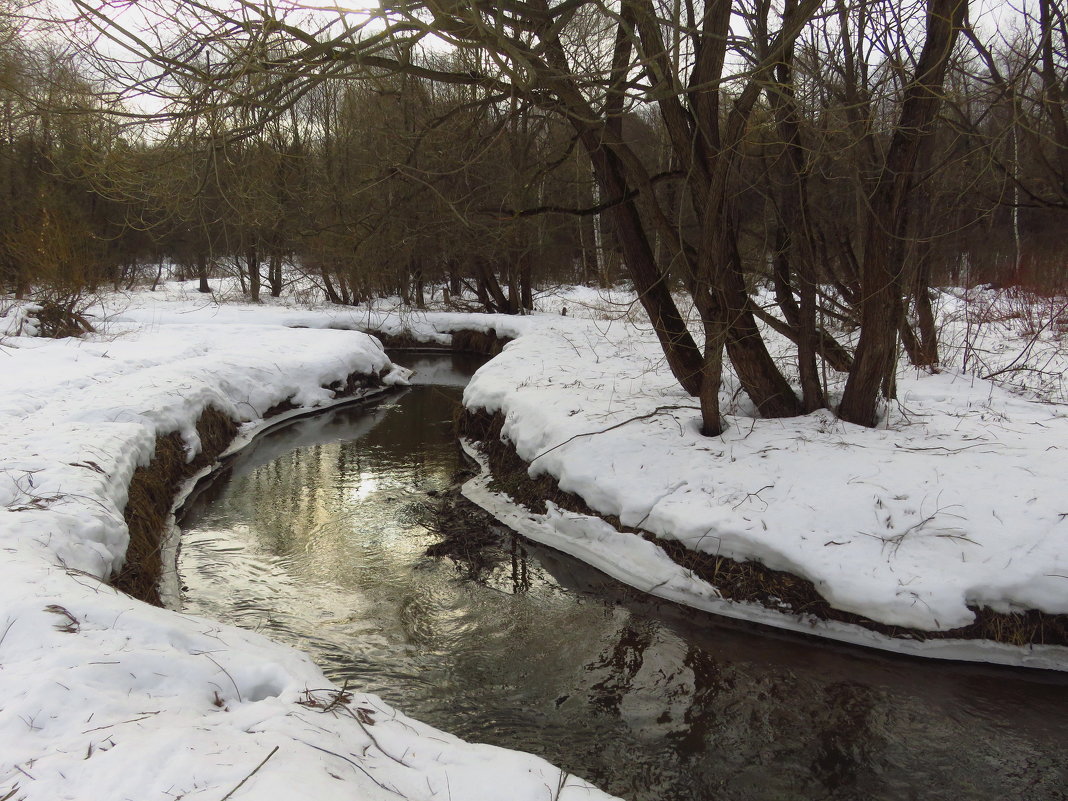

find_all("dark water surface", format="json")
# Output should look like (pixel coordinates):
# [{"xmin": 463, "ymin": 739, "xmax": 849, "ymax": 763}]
[{"xmin": 180, "ymin": 354, "xmax": 1068, "ymax": 801}]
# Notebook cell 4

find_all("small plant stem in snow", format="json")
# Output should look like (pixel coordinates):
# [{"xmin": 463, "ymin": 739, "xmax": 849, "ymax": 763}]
[{"xmin": 218, "ymin": 746, "xmax": 278, "ymax": 801}]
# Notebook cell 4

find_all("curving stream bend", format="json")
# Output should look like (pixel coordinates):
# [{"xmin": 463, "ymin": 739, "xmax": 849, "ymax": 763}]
[{"xmin": 178, "ymin": 353, "xmax": 1068, "ymax": 801}]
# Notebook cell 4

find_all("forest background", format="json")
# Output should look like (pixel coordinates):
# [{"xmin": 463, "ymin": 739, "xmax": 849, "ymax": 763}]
[{"xmin": 3, "ymin": 0, "xmax": 1067, "ymax": 431}]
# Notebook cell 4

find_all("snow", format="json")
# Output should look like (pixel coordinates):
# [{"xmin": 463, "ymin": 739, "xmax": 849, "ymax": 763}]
[
  {"xmin": 460, "ymin": 441, "xmax": 1068, "ymax": 671},
  {"xmin": 2, "ymin": 275, "xmax": 1067, "ymax": 798},
  {"xmin": 0, "ymin": 289, "xmax": 617, "ymax": 801},
  {"xmin": 114, "ymin": 281, "xmax": 1068, "ymax": 663},
  {"xmin": 457, "ymin": 285, "xmax": 1068, "ymax": 655}
]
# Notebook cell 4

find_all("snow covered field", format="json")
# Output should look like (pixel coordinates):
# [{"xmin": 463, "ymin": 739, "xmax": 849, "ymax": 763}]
[
  {"xmin": 1, "ymin": 276, "xmax": 1066, "ymax": 797},
  {"xmin": 0, "ymin": 290, "xmax": 616, "ymax": 801}
]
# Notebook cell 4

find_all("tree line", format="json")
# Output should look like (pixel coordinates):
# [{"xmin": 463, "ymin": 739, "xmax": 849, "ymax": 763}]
[
  {"xmin": 0, "ymin": 28, "xmax": 601, "ymax": 308},
  {"xmin": 3, "ymin": 0, "xmax": 1067, "ymax": 430}
]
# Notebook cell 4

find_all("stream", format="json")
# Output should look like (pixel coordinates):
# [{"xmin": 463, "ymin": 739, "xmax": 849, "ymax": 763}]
[{"xmin": 179, "ymin": 353, "xmax": 1068, "ymax": 801}]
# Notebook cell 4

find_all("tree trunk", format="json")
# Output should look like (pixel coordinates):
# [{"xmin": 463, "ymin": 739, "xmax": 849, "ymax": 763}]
[
  {"xmin": 247, "ymin": 245, "xmax": 260, "ymax": 302},
  {"xmin": 197, "ymin": 253, "xmax": 211, "ymax": 293},
  {"xmin": 268, "ymin": 253, "xmax": 283, "ymax": 297},
  {"xmin": 507, "ymin": 268, "xmax": 520, "ymax": 313},
  {"xmin": 321, "ymin": 267, "xmax": 343, "ymax": 304},
  {"xmin": 448, "ymin": 263, "xmax": 462, "ymax": 297},
  {"xmin": 699, "ymin": 317, "xmax": 727, "ymax": 435},
  {"xmin": 723, "ymin": 299, "xmax": 804, "ymax": 418},
  {"xmin": 839, "ymin": 0, "xmax": 965, "ymax": 427},
  {"xmin": 914, "ymin": 280, "xmax": 939, "ymax": 366},
  {"xmin": 695, "ymin": 172, "xmax": 802, "ymax": 420},
  {"xmin": 411, "ymin": 256, "xmax": 425, "ymax": 308},
  {"xmin": 798, "ymin": 275, "xmax": 824, "ymax": 410},
  {"xmin": 474, "ymin": 274, "xmax": 492, "ymax": 311},
  {"xmin": 577, "ymin": 125, "xmax": 704, "ymax": 396},
  {"xmin": 908, "ymin": 216, "xmax": 939, "ymax": 367},
  {"xmin": 767, "ymin": 18, "xmax": 825, "ymax": 412},
  {"xmin": 520, "ymin": 261, "xmax": 534, "ymax": 311},
  {"xmin": 477, "ymin": 262, "xmax": 513, "ymax": 313}
]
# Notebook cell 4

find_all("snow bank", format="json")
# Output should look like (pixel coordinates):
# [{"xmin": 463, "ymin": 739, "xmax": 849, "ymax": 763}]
[
  {"xmin": 457, "ymin": 292, "xmax": 1068, "ymax": 666},
  {"xmin": 0, "ymin": 295, "xmax": 616, "ymax": 801},
  {"xmin": 7, "ymin": 274, "xmax": 1062, "ymax": 801},
  {"xmin": 106, "ymin": 278, "xmax": 545, "ymax": 344}
]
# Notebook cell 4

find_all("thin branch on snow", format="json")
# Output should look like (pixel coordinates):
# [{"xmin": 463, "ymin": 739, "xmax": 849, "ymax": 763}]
[
  {"xmin": 291, "ymin": 739, "xmax": 407, "ymax": 799},
  {"xmin": 219, "ymin": 746, "xmax": 279, "ymax": 801},
  {"xmin": 199, "ymin": 652, "xmax": 243, "ymax": 702},
  {"xmin": 529, "ymin": 405, "xmax": 699, "ymax": 464}
]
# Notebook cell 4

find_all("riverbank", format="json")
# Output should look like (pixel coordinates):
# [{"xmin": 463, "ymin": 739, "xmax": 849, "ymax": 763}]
[
  {"xmin": 454, "ymin": 288, "xmax": 1068, "ymax": 669},
  {"xmin": 106, "ymin": 280, "xmax": 1068, "ymax": 666},
  {"xmin": 0, "ymin": 293, "xmax": 616, "ymax": 801}
]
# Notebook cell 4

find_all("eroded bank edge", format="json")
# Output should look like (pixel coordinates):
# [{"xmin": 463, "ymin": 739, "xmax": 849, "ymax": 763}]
[
  {"xmin": 456, "ymin": 409, "xmax": 1068, "ymax": 671},
  {"xmin": 113, "ymin": 319, "xmax": 1066, "ymax": 670}
]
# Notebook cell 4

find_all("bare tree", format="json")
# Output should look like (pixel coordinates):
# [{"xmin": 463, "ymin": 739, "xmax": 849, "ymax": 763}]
[{"xmin": 42, "ymin": 0, "xmax": 1065, "ymax": 431}]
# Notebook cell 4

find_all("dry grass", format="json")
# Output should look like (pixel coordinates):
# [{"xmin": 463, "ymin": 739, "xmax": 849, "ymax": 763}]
[
  {"xmin": 113, "ymin": 407, "xmax": 237, "ymax": 605},
  {"xmin": 459, "ymin": 408, "xmax": 1068, "ymax": 649},
  {"xmin": 34, "ymin": 297, "xmax": 95, "ymax": 338}
]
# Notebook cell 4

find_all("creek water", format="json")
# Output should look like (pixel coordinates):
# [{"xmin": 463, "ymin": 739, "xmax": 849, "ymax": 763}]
[{"xmin": 179, "ymin": 353, "xmax": 1068, "ymax": 801}]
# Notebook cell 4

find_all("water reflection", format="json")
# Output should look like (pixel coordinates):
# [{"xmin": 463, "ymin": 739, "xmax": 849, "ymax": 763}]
[{"xmin": 180, "ymin": 356, "xmax": 1068, "ymax": 801}]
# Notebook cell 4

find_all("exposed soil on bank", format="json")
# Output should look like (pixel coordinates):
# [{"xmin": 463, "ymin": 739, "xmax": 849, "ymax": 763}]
[
  {"xmin": 115, "ymin": 320, "xmax": 1067, "ymax": 650},
  {"xmin": 113, "ymin": 408, "xmax": 237, "ymax": 604},
  {"xmin": 457, "ymin": 408, "xmax": 1068, "ymax": 649},
  {"xmin": 371, "ymin": 328, "xmax": 512, "ymax": 356},
  {"xmin": 112, "ymin": 329, "xmax": 509, "ymax": 607}
]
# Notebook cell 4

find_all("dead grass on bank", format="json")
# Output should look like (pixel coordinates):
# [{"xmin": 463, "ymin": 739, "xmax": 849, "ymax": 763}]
[
  {"xmin": 458, "ymin": 409, "xmax": 1068, "ymax": 649},
  {"xmin": 113, "ymin": 408, "xmax": 237, "ymax": 605}
]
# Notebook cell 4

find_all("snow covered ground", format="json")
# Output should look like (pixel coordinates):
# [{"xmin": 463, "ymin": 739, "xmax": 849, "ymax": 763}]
[
  {"xmin": 459, "ymin": 284, "xmax": 1068, "ymax": 669},
  {"xmin": 1, "ymin": 275, "xmax": 1066, "ymax": 798},
  {"xmin": 0, "ymin": 290, "xmax": 616, "ymax": 801}
]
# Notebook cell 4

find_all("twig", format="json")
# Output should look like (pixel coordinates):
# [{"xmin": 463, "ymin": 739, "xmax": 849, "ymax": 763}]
[
  {"xmin": 894, "ymin": 442, "xmax": 994, "ymax": 454},
  {"xmin": 322, "ymin": 680, "xmax": 353, "ymax": 714},
  {"xmin": 219, "ymin": 746, "xmax": 278, "ymax": 801},
  {"xmin": 551, "ymin": 770, "xmax": 571, "ymax": 801},
  {"xmin": 292, "ymin": 739, "xmax": 406, "ymax": 798},
  {"xmin": 81, "ymin": 712, "xmax": 160, "ymax": 734},
  {"xmin": 350, "ymin": 711, "xmax": 408, "ymax": 767},
  {"xmin": 199, "ymin": 652, "xmax": 243, "ymax": 702},
  {"xmin": 731, "ymin": 484, "xmax": 774, "ymax": 511},
  {"xmin": 529, "ymin": 405, "xmax": 699, "ymax": 463},
  {"xmin": 0, "ymin": 617, "xmax": 15, "ymax": 650},
  {"xmin": 44, "ymin": 604, "xmax": 80, "ymax": 633}
]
